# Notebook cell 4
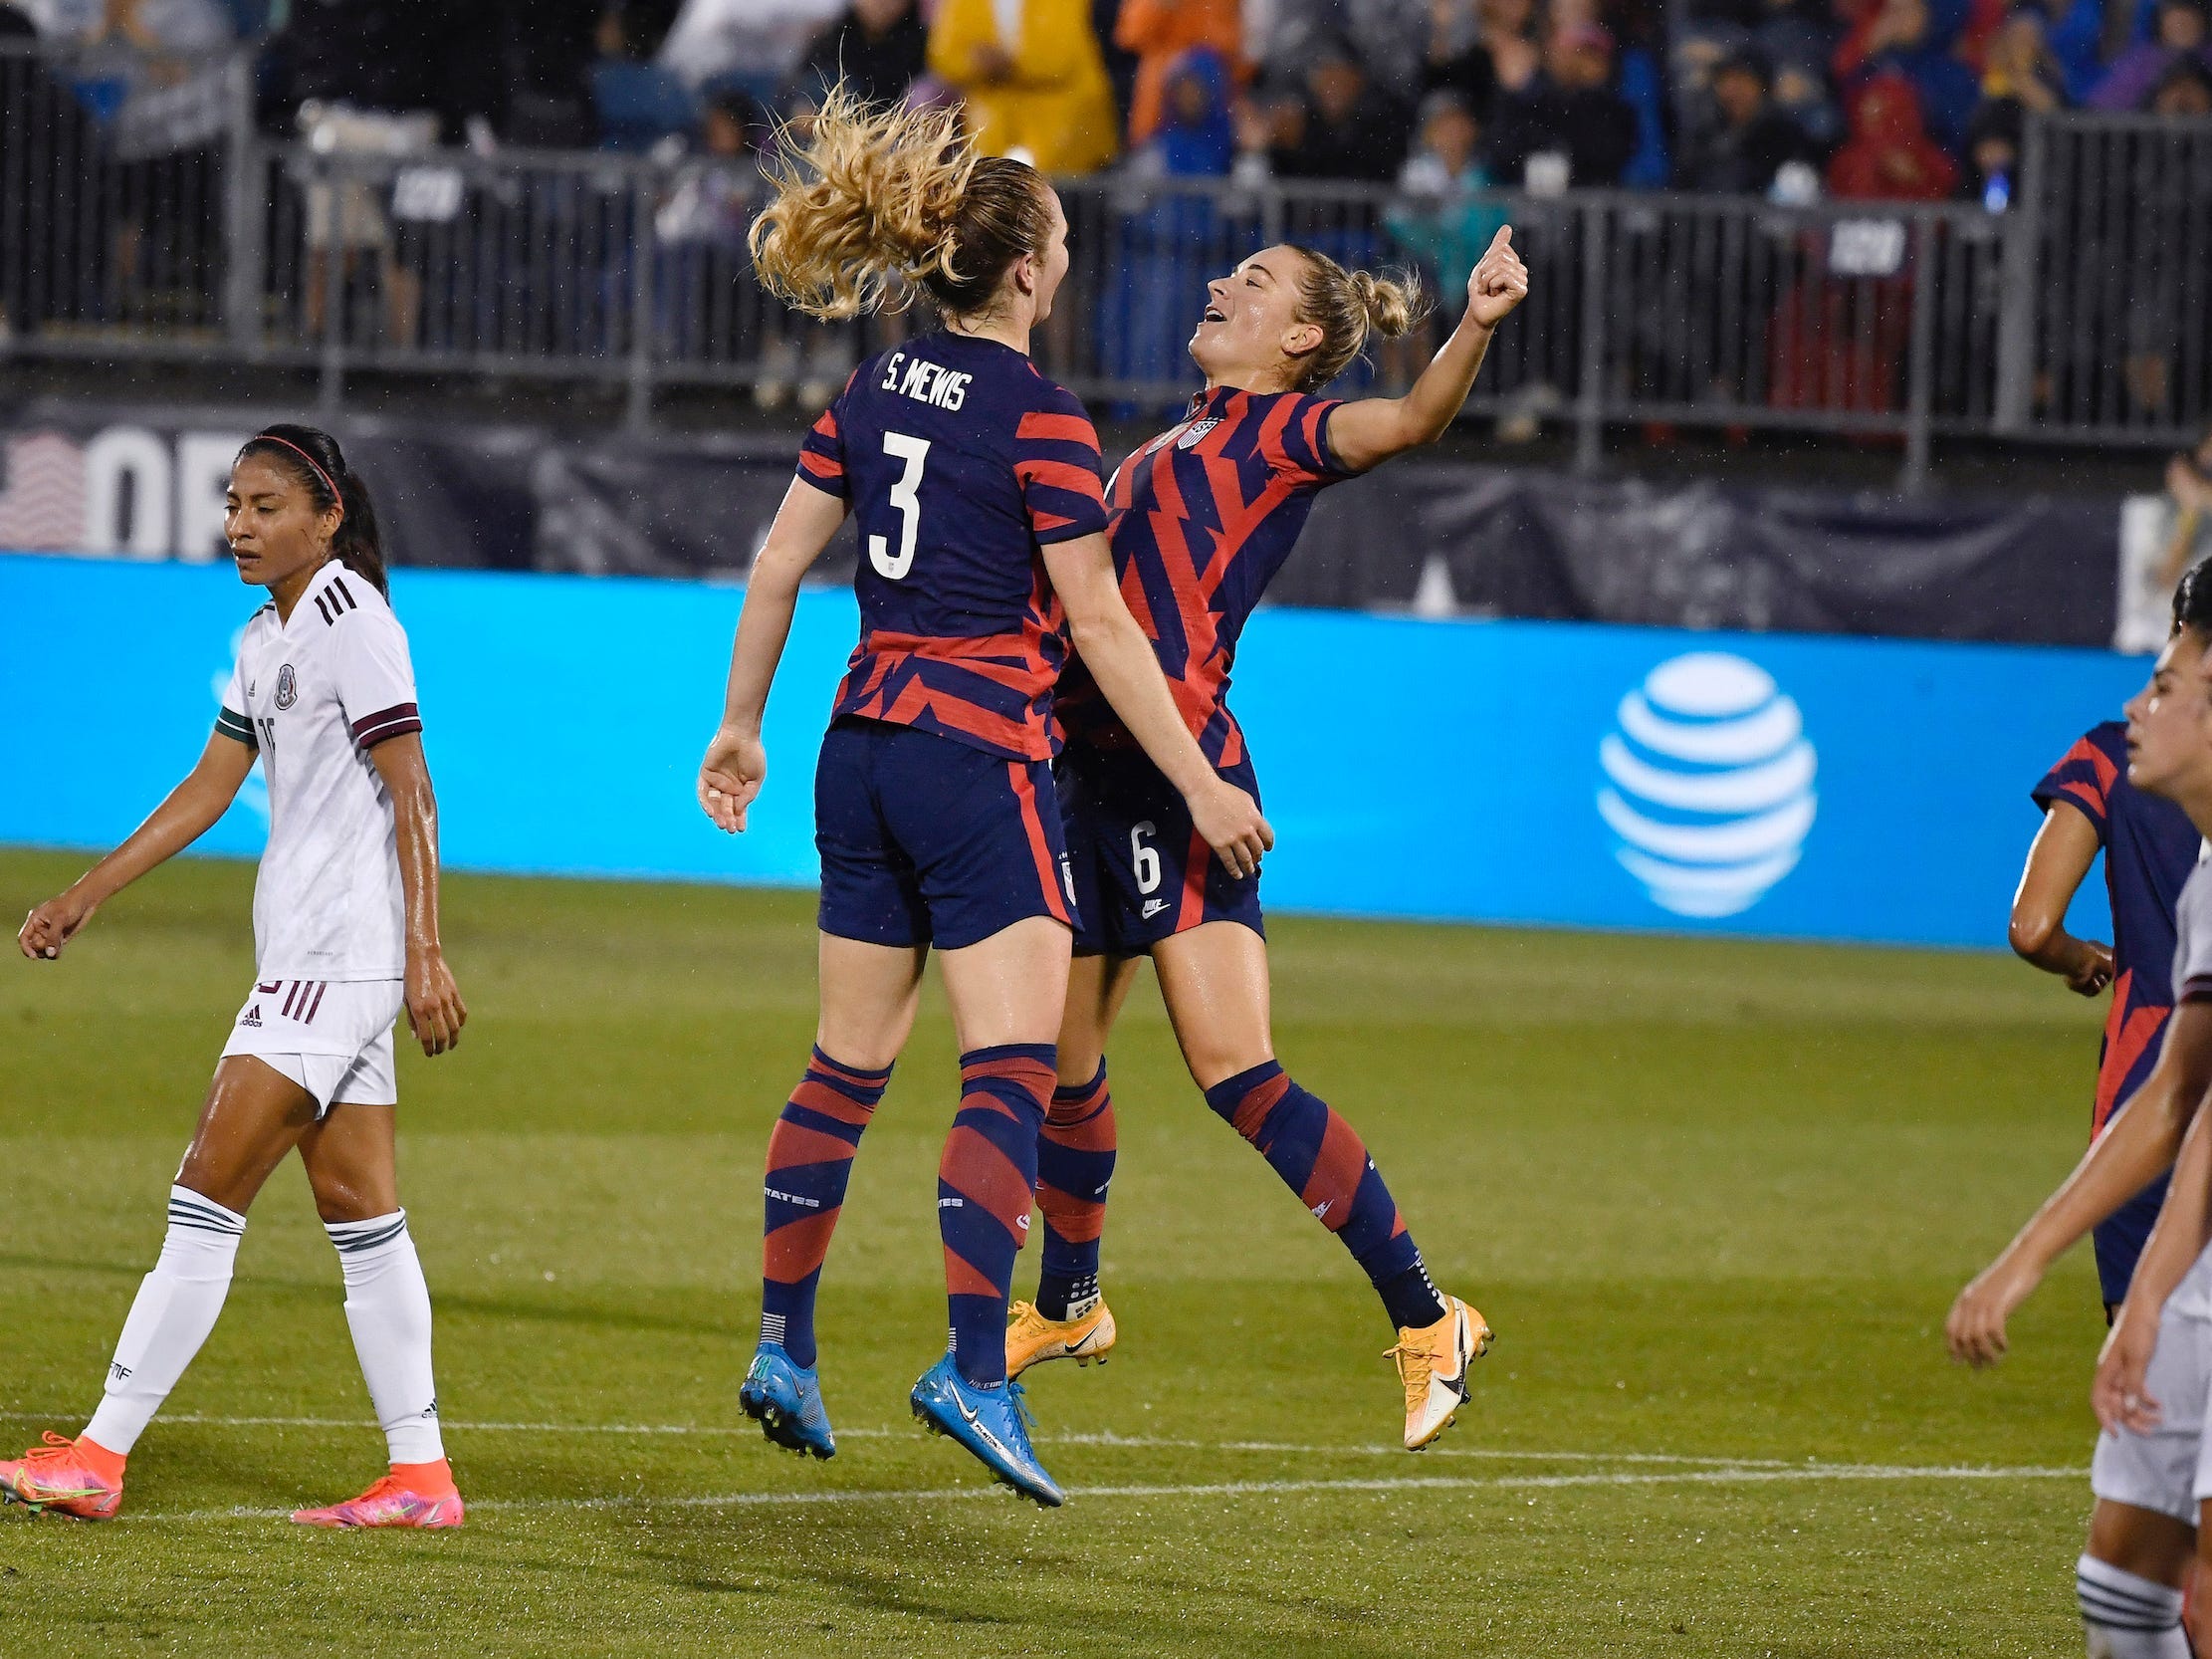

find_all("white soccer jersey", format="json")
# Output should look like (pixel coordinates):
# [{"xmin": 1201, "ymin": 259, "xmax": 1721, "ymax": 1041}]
[
  {"xmin": 215, "ymin": 566, "xmax": 421, "ymax": 981},
  {"xmin": 2164, "ymin": 853, "xmax": 2212, "ymax": 1319}
]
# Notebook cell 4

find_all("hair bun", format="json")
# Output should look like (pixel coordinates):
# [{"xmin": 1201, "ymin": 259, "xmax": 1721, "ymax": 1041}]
[{"xmin": 1352, "ymin": 270, "xmax": 1420, "ymax": 340}]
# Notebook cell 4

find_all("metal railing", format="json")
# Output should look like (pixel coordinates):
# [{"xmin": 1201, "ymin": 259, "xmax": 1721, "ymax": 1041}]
[{"xmin": 3, "ymin": 40, "xmax": 2209, "ymax": 477}]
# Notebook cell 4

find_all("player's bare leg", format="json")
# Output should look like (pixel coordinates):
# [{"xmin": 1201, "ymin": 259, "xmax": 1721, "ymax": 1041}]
[
  {"xmin": 745, "ymin": 934, "xmax": 926, "ymax": 1458},
  {"xmin": 4, "ymin": 1058, "xmax": 314, "ymax": 1519},
  {"xmin": 914, "ymin": 916, "xmax": 1071, "ymax": 1505},
  {"xmin": 2075, "ymin": 1501, "xmax": 2194, "ymax": 1656},
  {"xmin": 1010, "ymin": 953, "xmax": 1140, "ymax": 1377},
  {"xmin": 1154, "ymin": 922, "xmax": 1491, "ymax": 1451},
  {"xmin": 290, "ymin": 1101, "xmax": 460, "ymax": 1529}
]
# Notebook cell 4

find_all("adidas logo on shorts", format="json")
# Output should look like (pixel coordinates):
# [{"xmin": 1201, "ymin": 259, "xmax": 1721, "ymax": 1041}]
[{"xmin": 240, "ymin": 1005, "xmax": 263, "ymax": 1028}]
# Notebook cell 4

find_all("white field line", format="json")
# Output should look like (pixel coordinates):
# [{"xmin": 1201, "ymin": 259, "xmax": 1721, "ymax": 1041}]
[
  {"xmin": 0, "ymin": 1408, "xmax": 1798, "ymax": 1466},
  {"xmin": 99, "ymin": 1463, "xmax": 2091, "ymax": 1526}
]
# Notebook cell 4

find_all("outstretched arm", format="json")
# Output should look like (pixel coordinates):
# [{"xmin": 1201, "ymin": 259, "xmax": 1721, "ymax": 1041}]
[
  {"xmin": 2096, "ymin": 1088, "xmax": 2212, "ymax": 1431},
  {"xmin": 699, "ymin": 479, "xmax": 850, "ymax": 833},
  {"xmin": 2008, "ymin": 801, "xmax": 2113, "ymax": 995},
  {"xmin": 1324, "ymin": 226, "xmax": 1529, "ymax": 474},
  {"xmin": 1044, "ymin": 532, "xmax": 1272, "ymax": 878},
  {"xmin": 1946, "ymin": 1001, "xmax": 2212, "ymax": 1365},
  {"xmin": 18, "ymin": 730, "xmax": 255, "ymax": 961},
  {"xmin": 365, "ymin": 732, "xmax": 466, "ymax": 1057}
]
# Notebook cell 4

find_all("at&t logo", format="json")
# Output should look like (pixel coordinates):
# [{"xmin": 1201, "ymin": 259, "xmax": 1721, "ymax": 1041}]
[{"xmin": 1597, "ymin": 652, "xmax": 1818, "ymax": 919}]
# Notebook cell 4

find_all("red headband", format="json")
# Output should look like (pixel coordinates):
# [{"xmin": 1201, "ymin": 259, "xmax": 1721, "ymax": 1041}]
[{"xmin": 246, "ymin": 433, "xmax": 340, "ymax": 508}]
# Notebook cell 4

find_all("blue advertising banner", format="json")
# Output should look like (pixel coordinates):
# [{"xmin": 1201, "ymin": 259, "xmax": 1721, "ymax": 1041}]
[{"xmin": 0, "ymin": 554, "xmax": 2154, "ymax": 949}]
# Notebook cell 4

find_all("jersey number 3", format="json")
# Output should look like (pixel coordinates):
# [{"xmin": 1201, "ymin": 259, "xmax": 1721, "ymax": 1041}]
[{"xmin": 869, "ymin": 432, "xmax": 931, "ymax": 581}]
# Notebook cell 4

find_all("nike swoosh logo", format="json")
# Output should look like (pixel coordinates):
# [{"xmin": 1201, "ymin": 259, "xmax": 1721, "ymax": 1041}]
[{"xmin": 949, "ymin": 1389, "xmax": 1015, "ymax": 1462}]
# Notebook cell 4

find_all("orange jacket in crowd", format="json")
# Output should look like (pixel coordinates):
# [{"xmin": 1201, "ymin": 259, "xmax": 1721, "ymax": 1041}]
[{"xmin": 1115, "ymin": 0, "xmax": 1246, "ymax": 146}]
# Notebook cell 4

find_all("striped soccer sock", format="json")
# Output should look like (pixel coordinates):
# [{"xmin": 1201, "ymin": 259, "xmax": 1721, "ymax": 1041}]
[
  {"xmin": 84, "ymin": 1185, "xmax": 246, "ymax": 1457},
  {"xmin": 760, "ymin": 1047, "xmax": 891, "ymax": 1369},
  {"xmin": 1202, "ymin": 1062, "xmax": 1447, "ymax": 1331},
  {"xmin": 327, "ymin": 1210, "xmax": 443, "ymax": 1465},
  {"xmin": 2077, "ymin": 1554, "xmax": 2190, "ymax": 1657},
  {"xmin": 1035, "ymin": 1060, "xmax": 1115, "ymax": 1320},
  {"xmin": 941, "ymin": 1044, "xmax": 1055, "ymax": 1386}
]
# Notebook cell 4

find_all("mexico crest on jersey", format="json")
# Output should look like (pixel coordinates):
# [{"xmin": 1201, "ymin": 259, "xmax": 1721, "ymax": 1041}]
[
  {"xmin": 1177, "ymin": 418, "xmax": 1221, "ymax": 450},
  {"xmin": 275, "ymin": 664, "xmax": 298, "ymax": 709}
]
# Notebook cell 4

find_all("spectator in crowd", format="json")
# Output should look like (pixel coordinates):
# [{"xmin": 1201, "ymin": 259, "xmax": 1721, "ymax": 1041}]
[
  {"xmin": 1833, "ymin": 0, "xmax": 1981, "ymax": 148},
  {"xmin": 99, "ymin": 0, "xmax": 232, "ymax": 54},
  {"xmin": 1240, "ymin": 34, "xmax": 1413, "ymax": 179},
  {"xmin": 2152, "ymin": 47, "xmax": 2212, "ymax": 105},
  {"xmin": 1483, "ymin": 21, "xmax": 1639, "ymax": 188},
  {"xmin": 1827, "ymin": 67, "xmax": 1960, "ymax": 196},
  {"xmin": 2089, "ymin": 0, "xmax": 2212, "ymax": 107},
  {"xmin": 1422, "ymin": 0, "xmax": 1500, "ymax": 118},
  {"xmin": 1101, "ymin": 44, "xmax": 1236, "ymax": 391},
  {"xmin": 2117, "ymin": 428, "xmax": 2212, "ymax": 651},
  {"xmin": 593, "ymin": 4, "xmax": 701, "ymax": 151},
  {"xmin": 1387, "ymin": 89, "xmax": 1506, "ymax": 293},
  {"xmin": 1115, "ymin": 0, "xmax": 1244, "ymax": 147},
  {"xmin": 1265, "ymin": 0, "xmax": 1433, "ymax": 102},
  {"xmin": 1471, "ymin": 0, "xmax": 1544, "ymax": 94},
  {"xmin": 1676, "ymin": 46, "xmax": 1824, "ymax": 191},
  {"xmin": 926, "ymin": 0, "xmax": 1120, "ymax": 172},
  {"xmin": 658, "ymin": 0, "xmax": 844, "ymax": 98},
  {"xmin": 1981, "ymin": 2, "xmax": 2069, "ymax": 109},
  {"xmin": 783, "ymin": 0, "xmax": 928, "ymax": 118},
  {"xmin": 1960, "ymin": 92, "xmax": 2025, "ymax": 205}
]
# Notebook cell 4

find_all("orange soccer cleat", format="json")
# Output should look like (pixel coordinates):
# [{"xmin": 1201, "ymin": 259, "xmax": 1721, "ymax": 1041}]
[
  {"xmin": 2, "ymin": 1432, "xmax": 125, "ymax": 1520},
  {"xmin": 1386, "ymin": 1295, "xmax": 1494, "ymax": 1451},
  {"xmin": 1005, "ymin": 1297, "xmax": 1117, "ymax": 1379},
  {"xmin": 291, "ymin": 1462, "xmax": 464, "ymax": 1530}
]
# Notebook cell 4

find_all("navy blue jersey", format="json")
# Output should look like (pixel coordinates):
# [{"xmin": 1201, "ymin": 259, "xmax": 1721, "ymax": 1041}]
[
  {"xmin": 2034, "ymin": 721, "xmax": 2202, "ymax": 1133},
  {"xmin": 794, "ymin": 331, "xmax": 1108, "ymax": 761}
]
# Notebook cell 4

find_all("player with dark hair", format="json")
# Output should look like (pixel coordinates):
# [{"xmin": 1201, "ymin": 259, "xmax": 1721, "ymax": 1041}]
[
  {"xmin": 696, "ymin": 89, "xmax": 1267, "ymax": 1507},
  {"xmin": 1007, "ymin": 228, "xmax": 1530, "ymax": 1452},
  {"xmin": 5, "ymin": 425, "xmax": 468, "ymax": 1527},
  {"xmin": 2011, "ymin": 712, "xmax": 2199, "ymax": 1318},
  {"xmin": 1950, "ymin": 561, "xmax": 2212, "ymax": 1658}
]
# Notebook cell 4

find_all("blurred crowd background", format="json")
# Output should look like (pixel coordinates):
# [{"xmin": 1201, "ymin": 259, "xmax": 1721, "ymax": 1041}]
[{"xmin": 7, "ymin": 0, "xmax": 2207, "ymax": 207}]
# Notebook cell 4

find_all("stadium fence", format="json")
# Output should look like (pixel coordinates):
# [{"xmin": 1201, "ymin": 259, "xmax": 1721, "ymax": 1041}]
[{"xmin": 4, "ymin": 41, "xmax": 2210, "ymax": 480}]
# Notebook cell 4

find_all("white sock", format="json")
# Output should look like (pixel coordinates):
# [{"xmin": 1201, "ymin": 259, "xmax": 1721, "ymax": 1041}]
[
  {"xmin": 327, "ymin": 1210, "xmax": 444, "ymax": 1466},
  {"xmin": 2078, "ymin": 1553, "xmax": 2190, "ymax": 1658},
  {"xmin": 83, "ymin": 1186, "xmax": 246, "ymax": 1456}
]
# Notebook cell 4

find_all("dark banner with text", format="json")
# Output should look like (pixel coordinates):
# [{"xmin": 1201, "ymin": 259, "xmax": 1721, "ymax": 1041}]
[{"xmin": 0, "ymin": 399, "xmax": 2126, "ymax": 648}]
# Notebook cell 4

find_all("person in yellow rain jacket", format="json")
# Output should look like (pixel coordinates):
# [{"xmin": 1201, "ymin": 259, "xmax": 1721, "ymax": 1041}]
[{"xmin": 927, "ymin": 0, "xmax": 1120, "ymax": 174}]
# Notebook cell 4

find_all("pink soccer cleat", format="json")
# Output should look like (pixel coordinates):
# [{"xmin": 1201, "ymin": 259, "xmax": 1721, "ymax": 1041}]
[
  {"xmin": 3, "ymin": 1433, "xmax": 124, "ymax": 1520},
  {"xmin": 291, "ymin": 1469, "xmax": 464, "ymax": 1530}
]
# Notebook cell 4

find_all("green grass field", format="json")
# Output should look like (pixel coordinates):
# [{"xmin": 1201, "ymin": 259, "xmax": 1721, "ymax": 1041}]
[{"xmin": 0, "ymin": 846, "xmax": 2120, "ymax": 1655}]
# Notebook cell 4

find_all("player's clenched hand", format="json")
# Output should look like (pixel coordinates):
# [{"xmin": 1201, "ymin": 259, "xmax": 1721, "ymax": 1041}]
[
  {"xmin": 18, "ymin": 889, "xmax": 95, "ymax": 961},
  {"xmin": 404, "ymin": 945, "xmax": 467, "ymax": 1057},
  {"xmin": 1189, "ymin": 779, "xmax": 1273, "ymax": 881},
  {"xmin": 2093, "ymin": 1303, "xmax": 2164, "ymax": 1434},
  {"xmin": 1465, "ymin": 226, "xmax": 1529, "ymax": 331},
  {"xmin": 2068, "ymin": 939, "xmax": 2116, "ymax": 997},
  {"xmin": 698, "ymin": 725, "xmax": 768, "ymax": 833},
  {"xmin": 1945, "ymin": 1254, "xmax": 2042, "ymax": 1367}
]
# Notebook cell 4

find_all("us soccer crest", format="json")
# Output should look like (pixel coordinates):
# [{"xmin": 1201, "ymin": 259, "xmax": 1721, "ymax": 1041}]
[
  {"xmin": 275, "ymin": 664, "xmax": 298, "ymax": 709},
  {"xmin": 1177, "ymin": 417, "xmax": 1221, "ymax": 450}
]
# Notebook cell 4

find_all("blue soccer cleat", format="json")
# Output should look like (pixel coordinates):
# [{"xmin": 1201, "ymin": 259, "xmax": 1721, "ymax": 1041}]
[
  {"xmin": 909, "ymin": 1353, "xmax": 1064, "ymax": 1508},
  {"xmin": 740, "ymin": 1342, "xmax": 836, "ymax": 1459}
]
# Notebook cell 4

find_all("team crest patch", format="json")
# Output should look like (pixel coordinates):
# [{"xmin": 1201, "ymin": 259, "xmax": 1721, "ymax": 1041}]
[
  {"xmin": 1176, "ymin": 417, "xmax": 1221, "ymax": 450},
  {"xmin": 275, "ymin": 664, "xmax": 298, "ymax": 709}
]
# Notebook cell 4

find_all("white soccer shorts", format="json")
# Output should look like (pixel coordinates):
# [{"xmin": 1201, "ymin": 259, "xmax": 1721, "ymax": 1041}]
[
  {"xmin": 220, "ymin": 978, "xmax": 403, "ymax": 1114},
  {"xmin": 2092, "ymin": 1286, "xmax": 2212, "ymax": 1523}
]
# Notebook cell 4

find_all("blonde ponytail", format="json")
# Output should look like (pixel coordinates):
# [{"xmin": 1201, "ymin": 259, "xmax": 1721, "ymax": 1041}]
[
  {"xmin": 749, "ymin": 85, "xmax": 1055, "ymax": 324},
  {"xmin": 1286, "ymin": 248, "xmax": 1429, "ymax": 392}
]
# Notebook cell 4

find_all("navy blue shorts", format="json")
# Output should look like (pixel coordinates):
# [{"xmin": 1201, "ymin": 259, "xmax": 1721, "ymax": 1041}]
[
  {"xmin": 1057, "ymin": 739, "xmax": 1263, "ymax": 958},
  {"xmin": 815, "ymin": 717, "xmax": 1075, "ymax": 951}
]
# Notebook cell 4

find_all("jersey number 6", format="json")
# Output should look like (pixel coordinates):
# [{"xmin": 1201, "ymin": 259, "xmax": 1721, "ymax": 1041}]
[{"xmin": 869, "ymin": 432, "xmax": 931, "ymax": 581}]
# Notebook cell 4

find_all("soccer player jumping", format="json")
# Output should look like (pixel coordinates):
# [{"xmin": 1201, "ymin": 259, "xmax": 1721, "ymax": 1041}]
[
  {"xmin": 1949, "ymin": 562, "xmax": 2212, "ymax": 1657},
  {"xmin": 697, "ymin": 90, "xmax": 1267, "ymax": 1506},
  {"xmin": 1006, "ymin": 229, "xmax": 1528, "ymax": 1450},
  {"xmin": 8, "ymin": 426, "xmax": 467, "ymax": 1527}
]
